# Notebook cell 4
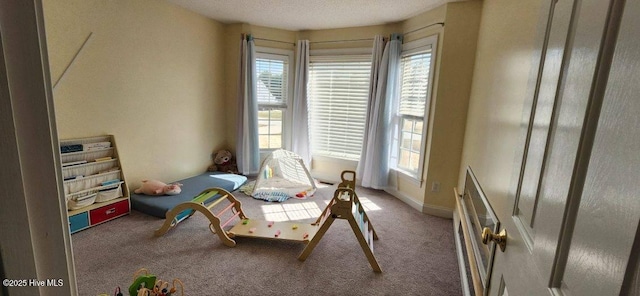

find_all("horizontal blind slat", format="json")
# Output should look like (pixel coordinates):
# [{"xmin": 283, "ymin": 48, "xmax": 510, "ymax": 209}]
[
  {"xmin": 256, "ymin": 56, "xmax": 289, "ymax": 105},
  {"xmin": 399, "ymin": 52, "xmax": 431, "ymax": 117},
  {"xmin": 308, "ymin": 57, "xmax": 371, "ymax": 159}
]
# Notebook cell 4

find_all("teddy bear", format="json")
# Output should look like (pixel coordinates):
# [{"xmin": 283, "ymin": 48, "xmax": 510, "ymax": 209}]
[
  {"xmin": 207, "ymin": 149, "xmax": 239, "ymax": 174},
  {"xmin": 134, "ymin": 180, "xmax": 182, "ymax": 196}
]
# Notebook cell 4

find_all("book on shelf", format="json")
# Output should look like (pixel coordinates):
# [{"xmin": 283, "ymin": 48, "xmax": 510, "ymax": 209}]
[
  {"xmin": 60, "ymin": 144, "xmax": 83, "ymax": 154},
  {"xmin": 62, "ymin": 160, "xmax": 88, "ymax": 167},
  {"xmin": 101, "ymin": 179, "xmax": 121, "ymax": 186},
  {"xmin": 98, "ymin": 167, "xmax": 120, "ymax": 174},
  {"xmin": 83, "ymin": 141, "xmax": 111, "ymax": 151},
  {"xmin": 63, "ymin": 175, "xmax": 84, "ymax": 181}
]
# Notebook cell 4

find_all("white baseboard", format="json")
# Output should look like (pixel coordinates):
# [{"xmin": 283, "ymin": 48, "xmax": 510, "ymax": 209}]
[
  {"xmin": 422, "ymin": 203, "xmax": 454, "ymax": 219},
  {"xmin": 311, "ymin": 171, "xmax": 363, "ymax": 187},
  {"xmin": 311, "ymin": 171, "xmax": 341, "ymax": 184},
  {"xmin": 384, "ymin": 187, "xmax": 453, "ymax": 219}
]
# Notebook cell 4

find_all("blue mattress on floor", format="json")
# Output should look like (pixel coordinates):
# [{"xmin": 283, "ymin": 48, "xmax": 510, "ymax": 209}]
[{"xmin": 130, "ymin": 172, "xmax": 247, "ymax": 218}]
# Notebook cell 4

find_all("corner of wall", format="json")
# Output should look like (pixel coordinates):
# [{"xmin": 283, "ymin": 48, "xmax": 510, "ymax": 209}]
[
  {"xmin": 46, "ymin": 0, "xmax": 229, "ymax": 185},
  {"xmin": 421, "ymin": 0, "xmax": 483, "ymax": 212}
]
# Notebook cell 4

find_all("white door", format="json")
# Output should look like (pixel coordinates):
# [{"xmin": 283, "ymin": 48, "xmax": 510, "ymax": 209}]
[{"xmin": 488, "ymin": 0, "xmax": 640, "ymax": 295}]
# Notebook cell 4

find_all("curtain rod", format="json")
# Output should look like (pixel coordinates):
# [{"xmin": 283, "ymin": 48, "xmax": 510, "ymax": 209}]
[
  {"xmin": 307, "ymin": 22, "xmax": 444, "ymax": 45},
  {"xmin": 248, "ymin": 22, "xmax": 444, "ymax": 46},
  {"xmin": 310, "ymin": 38, "xmax": 375, "ymax": 45},
  {"xmin": 253, "ymin": 37, "xmax": 296, "ymax": 46},
  {"xmin": 404, "ymin": 22, "xmax": 445, "ymax": 36}
]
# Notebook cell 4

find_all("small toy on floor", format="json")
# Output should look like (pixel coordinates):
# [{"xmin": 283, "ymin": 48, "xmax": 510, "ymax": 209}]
[
  {"xmin": 129, "ymin": 268, "xmax": 184, "ymax": 296},
  {"xmin": 134, "ymin": 180, "xmax": 182, "ymax": 196}
]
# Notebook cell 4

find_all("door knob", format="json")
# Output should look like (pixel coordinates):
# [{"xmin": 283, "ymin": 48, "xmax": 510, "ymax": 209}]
[{"xmin": 482, "ymin": 227, "xmax": 507, "ymax": 252}]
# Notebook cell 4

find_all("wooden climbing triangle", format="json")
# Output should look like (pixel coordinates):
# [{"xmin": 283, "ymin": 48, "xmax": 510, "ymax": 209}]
[{"xmin": 298, "ymin": 171, "xmax": 382, "ymax": 272}]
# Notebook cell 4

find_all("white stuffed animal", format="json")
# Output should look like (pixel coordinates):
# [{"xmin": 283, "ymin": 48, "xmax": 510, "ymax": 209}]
[{"xmin": 134, "ymin": 180, "xmax": 182, "ymax": 196}]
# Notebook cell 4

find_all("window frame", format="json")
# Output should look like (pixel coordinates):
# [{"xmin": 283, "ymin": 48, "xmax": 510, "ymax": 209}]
[
  {"xmin": 307, "ymin": 47, "xmax": 373, "ymax": 161},
  {"xmin": 255, "ymin": 47, "xmax": 294, "ymax": 153},
  {"xmin": 394, "ymin": 35, "xmax": 438, "ymax": 183}
]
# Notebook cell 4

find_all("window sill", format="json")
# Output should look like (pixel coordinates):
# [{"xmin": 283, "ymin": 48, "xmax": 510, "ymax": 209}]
[
  {"xmin": 259, "ymin": 149, "xmax": 283, "ymax": 161},
  {"xmin": 391, "ymin": 168, "xmax": 424, "ymax": 187},
  {"xmin": 311, "ymin": 154, "xmax": 359, "ymax": 164},
  {"xmin": 259, "ymin": 149, "xmax": 280, "ymax": 156},
  {"xmin": 260, "ymin": 148, "xmax": 282, "ymax": 152}
]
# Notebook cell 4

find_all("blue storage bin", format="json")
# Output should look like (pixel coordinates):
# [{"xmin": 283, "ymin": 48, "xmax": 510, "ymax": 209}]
[{"xmin": 69, "ymin": 212, "xmax": 89, "ymax": 233}]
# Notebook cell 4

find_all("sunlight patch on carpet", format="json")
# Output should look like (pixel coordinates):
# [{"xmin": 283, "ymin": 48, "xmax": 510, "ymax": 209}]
[
  {"xmin": 261, "ymin": 201, "xmax": 322, "ymax": 222},
  {"xmin": 322, "ymin": 196, "xmax": 382, "ymax": 211},
  {"xmin": 358, "ymin": 197, "xmax": 382, "ymax": 211}
]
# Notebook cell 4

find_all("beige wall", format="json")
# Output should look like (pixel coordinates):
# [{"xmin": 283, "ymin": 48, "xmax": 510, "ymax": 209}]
[
  {"xmin": 458, "ymin": 0, "xmax": 546, "ymax": 216},
  {"xmin": 421, "ymin": 1, "xmax": 482, "ymax": 213},
  {"xmin": 44, "ymin": 0, "xmax": 227, "ymax": 189},
  {"xmin": 300, "ymin": 24, "xmax": 397, "ymax": 51},
  {"xmin": 402, "ymin": 3, "xmax": 447, "ymax": 43},
  {"xmin": 223, "ymin": 23, "xmax": 245, "ymax": 153},
  {"xmin": 387, "ymin": 2, "xmax": 481, "ymax": 216}
]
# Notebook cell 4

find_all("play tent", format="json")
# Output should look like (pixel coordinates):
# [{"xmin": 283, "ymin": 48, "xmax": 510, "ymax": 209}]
[{"xmin": 251, "ymin": 150, "xmax": 316, "ymax": 202}]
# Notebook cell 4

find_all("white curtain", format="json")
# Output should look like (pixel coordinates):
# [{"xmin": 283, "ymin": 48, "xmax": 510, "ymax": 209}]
[
  {"xmin": 291, "ymin": 40, "xmax": 311, "ymax": 166},
  {"xmin": 386, "ymin": 35, "xmax": 403, "ymax": 171},
  {"xmin": 357, "ymin": 34, "xmax": 403, "ymax": 189},
  {"xmin": 236, "ymin": 35, "xmax": 260, "ymax": 175}
]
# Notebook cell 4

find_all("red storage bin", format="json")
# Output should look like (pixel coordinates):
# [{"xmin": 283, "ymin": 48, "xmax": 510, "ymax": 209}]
[{"xmin": 89, "ymin": 199, "xmax": 129, "ymax": 225}]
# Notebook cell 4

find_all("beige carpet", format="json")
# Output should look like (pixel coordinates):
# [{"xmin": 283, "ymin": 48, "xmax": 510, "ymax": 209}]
[{"xmin": 71, "ymin": 182, "xmax": 462, "ymax": 295}]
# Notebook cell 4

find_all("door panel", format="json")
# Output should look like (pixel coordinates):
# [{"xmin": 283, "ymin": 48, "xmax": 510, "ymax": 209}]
[
  {"xmin": 516, "ymin": 0, "xmax": 574, "ymax": 237},
  {"xmin": 531, "ymin": 0, "xmax": 612, "ymax": 281},
  {"xmin": 559, "ymin": 0, "xmax": 640, "ymax": 293},
  {"xmin": 492, "ymin": 0, "xmax": 581, "ymax": 294},
  {"xmin": 488, "ymin": 0, "xmax": 637, "ymax": 295}
]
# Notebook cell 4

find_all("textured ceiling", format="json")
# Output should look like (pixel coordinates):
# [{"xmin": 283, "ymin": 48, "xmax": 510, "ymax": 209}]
[{"xmin": 167, "ymin": 0, "xmax": 468, "ymax": 31}]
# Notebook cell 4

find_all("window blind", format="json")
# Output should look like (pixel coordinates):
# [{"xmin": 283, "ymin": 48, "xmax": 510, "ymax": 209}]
[
  {"xmin": 399, "ymin": 51, "xmax": 431, "ymax": 117},
  {"xmin": 308, "ymin": 55, "xmax": 371, "ymax": 160},
  {"xmin": 256, "ymin": 56, "xmax": 288, "ymax": 107}
]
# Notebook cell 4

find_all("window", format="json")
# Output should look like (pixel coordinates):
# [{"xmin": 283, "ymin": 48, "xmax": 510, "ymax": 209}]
[
  {"xmin": 395, "ymin": 37, "xmax": 437, "ymax": 178},
  {"xmin": 255, "ymin": 49, "xmax": 293, "ymax": 151},
  {"xmin": 308, "ymin": 53, "xmax": 371, "ymax": 160}
]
